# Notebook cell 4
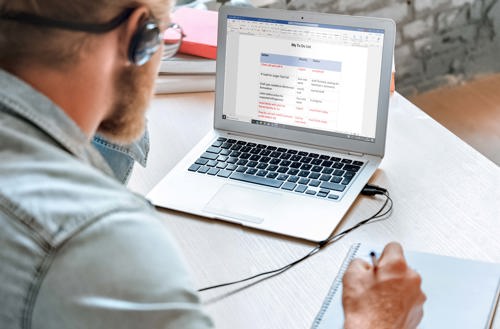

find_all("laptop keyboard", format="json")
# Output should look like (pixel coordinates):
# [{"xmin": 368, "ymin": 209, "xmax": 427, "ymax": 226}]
[{"xmin": 187, "ymin": 137, "xmax": 364, "ymax": 201}]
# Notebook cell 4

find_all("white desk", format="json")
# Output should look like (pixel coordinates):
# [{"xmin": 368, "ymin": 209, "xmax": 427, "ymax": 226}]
[{"xmin": 129, "ymin": 92, "xmax": 500, "ymax": 329}]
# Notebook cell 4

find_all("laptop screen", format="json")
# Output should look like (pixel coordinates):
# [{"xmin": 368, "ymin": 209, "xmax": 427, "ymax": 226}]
[{"xmin": 221, "ymin": 15, "xmax": 385, "ymax": 143}]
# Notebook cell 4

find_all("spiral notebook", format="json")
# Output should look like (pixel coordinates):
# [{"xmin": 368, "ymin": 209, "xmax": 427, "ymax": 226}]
[{"xmin": 312, "ymin": 243, "xmax": 500, "ymax": 329}]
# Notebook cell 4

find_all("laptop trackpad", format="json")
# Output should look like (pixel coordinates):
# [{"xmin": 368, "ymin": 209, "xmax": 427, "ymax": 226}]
[{"xmin": 203, "ymin": 184, "xmax": 282, "ymax": 224}]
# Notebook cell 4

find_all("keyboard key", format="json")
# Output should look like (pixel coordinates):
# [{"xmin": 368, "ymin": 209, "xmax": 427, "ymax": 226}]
[
  {"xmin": 309, "ymin": 153, "xmax": 319, "ymax": 158},
  {"xmin": 280, "ymin": 160, "xmax": 291, "ymax": 167},
  {"xmin": 344, "ymin": 170, "xmax": 355, "ymax": 177},
  {"xmin": 300, "ymin": 157, "xmax": 312, "ymax": 164},
  {"xmin": 237, "ymin": 140, "xmax": 247, "ymax": 145},
  {"xmin": 236, "ymin": 159, "xmax": 248, "ymax": 166},
  {"xmin": 270, "ymin": 158, "xmax": 281, "ymax": 165},
  {"xmin": 236, "ymin": 166, "xmax": 247, "ymax": 172},
  {"xmin": 195, "ymin": 158, "xmax": 209, "ymax": 165},
  {"xmin": 295, "ymin": 185, "xmax": 307, "ymax": 193},
  {"xmin": 217, "ymin": 170, "xmax": 232, "ymax": 178},
  {"xmin": 333, "ymin": 169, "xmax": 345, "ymax": 176},
  {"xmin": 230, "ymin": 172, "xmax": 283, "ymax": 188},
  {"xmin": 267, "ymin": 165, "xmax": 279, "ymax": 171},
  {"xmin": 270, "ymin": 151, "xmax": 281, "ymax": 158},
  {"xmin": 249, "ymin": 155, "xmax": 261, "ymax": 161},
  {"xmin": 277, "ymin": 167, "xmax": 288, "ymax": 173},
  {"xmin": 220, "ymin": 149, "xmax": 231, "ymax": 156},
  {"xmin": 320, "ymin": 181, "xmax": 346, "ymax": 192},
  {"xmin": 230, "ymin": 144, "xmax": 242, "ymax": 151},
  {"xmin": 257, "ymin": 163, "xmax": 268, "ymax": 169},
  {"xmin": 260, "ymin": 156, "xmax": 271, "ymax": 163},
  {"xmin": 331, "ymin": 176, "xmax": 343, "ymax": 183},
  {"xmin": 201, "ymin": 152, "xmax": 218, "ymax": 160},
  {"xmin": 207, "ymin": 160, "xmax": 217, "ymax": 167},
  {"xmin": 317, "ymin": 191, "xmax": 328, "ymax": 198},
  {"xmin": 227, "ymin": 157, "xmax": 238, "ymax": 164},
  {"xmin": 298, "ymin": 170, "xmax": 310, "ymax": 177},
  {"xmin": 311, "ymin": 166, "xmax": 323, "ymax": 172},
  {"xmin": 240, "ymin": 153, "xmax": 251, "ymax": 159},
  {"xmin": 217, "ymin": 137, "xmax": 227, "ymax": 141},
  {"xmin": 309, "ymin": 172, "xmax": 321, "ymax": 179},
  {"xmin": 332, "ymin": 162, "xmax": 344, "ymax": 169},
  {"xmin": 322, "ymin": 167, "xmax": 333, "ymax": 174},
  {"xmin": 281, "ymin": 182, "xmax": 297, "ymax": 191},
  {"xmin": 330, "ymin": 156, "xmax": 341, "ymax": 162},
  {"xmin": 311, "ymin": 159, "xmax": 323, "ymax": 165},
  {"xmin": 287, "ymin": 168, "xmax": 299, "ymax": 175},
  {"xmin": 250, "ymin": 148, "xmax": 261, "ymax": 155},
  {"xmin": 247, "ymin": 161, "xmax": 258, "ymax": 168},
  {"xmin": 280, "ymin": 153, "xmax": 291, "ymax": 160},
  {"xmin": 328, "ymin": 194, "xmax": 339, "ymax": 200},
  {"xmin": 212, "ymin": 141, "xmax": 223, "ymax": 147},
  {"xmin": 267, "ymin": 145, "xmax": 277, "ymax": 150},
  {"xmin": 341, "ymin": 177, "xmax": 352, "ymax": 185},
  {"xmin": 247, "ymin": 143, "xmax": 257, "ymax": 147},
  {"xmin": 319, "ymin": 155, "xmax": 330, "ymax": 160},
  {"xmin": 241, "ymin": 146, "xmax": 252, "ymax": 152},
  {"xmin": 207, "ymin": 168, "xmax": 219, "ymax": 175},
  {"xmin": 298, "ymin": 151, "xmax": 309, "ymax": 156},
  {"xmin": 227, "ymin": 139, "xmax": 237, "ymax": 143},
  {"xmin": 322, "ymin": 160, "xmax": 333, "ymax": 167},
  {"xmin": 230, "ymin": 151, "xmax": 241, "ymax": 157},
  {"xmin": 216, "ymin": 162, "xmax": 227, "ymax": 169},
  {"xmin": 300, "ymin": 163, "xmax": 312, "ymax": 170},
  {"xmin": 288, "ymin": 176, "xmax": 299, "ymax": 183},
  {"xmin": 260, "ymin": 150, "xmax": 271, "ymax": 156},
  {"xmin": 343, "ymin": 164, "xmax": 361, "ymax": 172},
  {"xmin": 298, "ymin": 177, "xmax": 310, "ymax": 185},
  {"xmin": 341, "ymin": 159, "xmax": 352, "ymax": 164},
  {"xmin": 257, "ymin": 170, "xmax": 269, "ymax": 177},
  {"xmin": 221, "ymin": 142, "xmax": 232, "ymax": 149},
  {"xmin": 246, "ymin": 168, "xmax": 258, "ymax": 175},
  {"xmin": 290, "ymin": 162, "xmax": 302, "ymax": 168},
  {"xmin": 198, "ymin": 166, "xmax": 210, "ymax": 174},
  {"xmin": 277, "ymin": 147, "xmax": 288, "ymax": 152},
  {"xmin": 306, "ymin": 190, "xmax": 316, "ymax": 195},
  {"xmin": 287, "ymin": 149, "xmax": 298, "ymax": 154},
  {"xmin": 277, "ymin": 174, "xmax": 289, "ymax": 181},
  {"xmin": 309, "ymin": 180, "xmax": 321, "ymax": 187},
  {"xmin": 188, "ymin": 164, "xmax": 201, "ymax": 172},
  {"xmin": 217, "ymin": 155, "xmax": 228, "ymax": 162},
  {"xmin": 353, "ymin": 161, "xmax": 364, "ymax": 166},
  {"xmin": 290, "ymin": 155, "xmax": 302, "ymax": 161},
  {"xmin": 227, "ymin": 164, "xmax": 238, "ymax": 171},
  {"xmin": 257, "ymin": 144, "xmax": 267, "ymax": 149},
  {"xmin": 320, "ymin": 174, "xmax": 332, "ymax": 181},
  {"xmin": 267, "ymin": 172, "xmax": 279, "ymax": 179}
]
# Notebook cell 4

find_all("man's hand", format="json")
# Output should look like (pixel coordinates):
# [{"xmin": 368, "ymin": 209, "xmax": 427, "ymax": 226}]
[{"xmin": 342, "ymin": 242, "xmax": 426, "ymax": 329}]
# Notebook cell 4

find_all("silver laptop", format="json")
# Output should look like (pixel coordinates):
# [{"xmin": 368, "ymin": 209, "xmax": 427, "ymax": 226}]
[{"xmin": 147, "ymin": 7, "xmax": 396, "ymax": 242}]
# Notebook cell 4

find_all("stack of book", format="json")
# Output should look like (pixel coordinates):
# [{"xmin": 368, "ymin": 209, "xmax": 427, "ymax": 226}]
[{"xmin": 155, "ymin": 7, "xmax": 217, "ymax": 94}]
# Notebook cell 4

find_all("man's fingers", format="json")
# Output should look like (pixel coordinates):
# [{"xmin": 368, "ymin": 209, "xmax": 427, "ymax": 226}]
[{"xmin": 378, "ymin": 242, "xmax": 407, "ymax": 270}]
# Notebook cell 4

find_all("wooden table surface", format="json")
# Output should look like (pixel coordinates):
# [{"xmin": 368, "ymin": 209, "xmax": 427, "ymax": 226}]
[{"xmin": 129, "ymin": 92, "xmax": 500, "ymax": 329}]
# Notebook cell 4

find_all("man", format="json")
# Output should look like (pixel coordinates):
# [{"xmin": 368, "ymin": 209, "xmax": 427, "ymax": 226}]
[{"xmin": 0, "ymin": 1, "xmax": 425, "ymax": 328}]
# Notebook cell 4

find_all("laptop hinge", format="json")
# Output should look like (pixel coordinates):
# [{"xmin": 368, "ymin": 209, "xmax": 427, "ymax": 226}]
[{"xmin": 347, "ymin": 151, "xmax": 365, "ymax": 157}]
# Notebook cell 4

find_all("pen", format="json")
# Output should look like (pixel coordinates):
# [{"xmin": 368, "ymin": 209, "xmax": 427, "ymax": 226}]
[{"xmin": 370, "ymin": 251, "xmax": 378, "ymax": 272}]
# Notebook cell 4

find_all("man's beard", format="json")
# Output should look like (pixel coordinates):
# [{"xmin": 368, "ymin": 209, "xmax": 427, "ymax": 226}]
[{"xmin": 97, "ymin": 63, "xmax": 155, "ymax": 145}]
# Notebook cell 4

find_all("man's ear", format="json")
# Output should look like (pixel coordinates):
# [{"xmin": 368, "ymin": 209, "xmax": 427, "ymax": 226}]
[{"xmin": 118, "ymin": 6, "xmax": 150, "ymax": 66}]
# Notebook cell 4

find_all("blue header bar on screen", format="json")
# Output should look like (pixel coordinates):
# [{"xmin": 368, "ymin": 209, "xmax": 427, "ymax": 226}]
[{"xmin": 227, "ymin": 15, "xmax": 385, "ymax": 34}]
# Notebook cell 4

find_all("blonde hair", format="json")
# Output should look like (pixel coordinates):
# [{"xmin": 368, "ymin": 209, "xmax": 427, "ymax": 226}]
[{"xmin": 0, "ymin": 0, "xmax": 171, "ymax": 69}]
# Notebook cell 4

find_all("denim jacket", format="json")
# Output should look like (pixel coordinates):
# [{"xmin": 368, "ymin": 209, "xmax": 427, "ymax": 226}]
[{"xmin": 0, "ymin": 69, "xmax": 213, "ymax": 329}]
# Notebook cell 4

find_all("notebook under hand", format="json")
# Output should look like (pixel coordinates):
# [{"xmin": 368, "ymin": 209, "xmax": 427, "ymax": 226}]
[{"xmin": 147, "ymin": 7, "xmax": 396, "ymax": 242}]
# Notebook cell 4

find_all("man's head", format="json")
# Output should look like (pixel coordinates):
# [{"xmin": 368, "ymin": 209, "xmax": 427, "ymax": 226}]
[{"xmin": 0, "ymin": 0, "xmax": 173, "ymax": 144}]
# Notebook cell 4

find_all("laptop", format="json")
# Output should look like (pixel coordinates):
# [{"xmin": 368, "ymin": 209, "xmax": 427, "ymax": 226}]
[{"xmin": 147, "ymin": 7, "xmax": 396, "ymax": 242}]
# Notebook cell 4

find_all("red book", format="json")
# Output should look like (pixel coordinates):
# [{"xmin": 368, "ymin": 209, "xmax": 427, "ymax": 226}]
[{"xmin": 167, "ymin": 7, "xmax": 218, "ymax": 59}]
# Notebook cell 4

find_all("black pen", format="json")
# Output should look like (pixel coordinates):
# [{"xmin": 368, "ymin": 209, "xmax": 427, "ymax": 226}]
[{"xmin": 370, "ymin": 251, "xmax": 378, "ymax": 272}]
